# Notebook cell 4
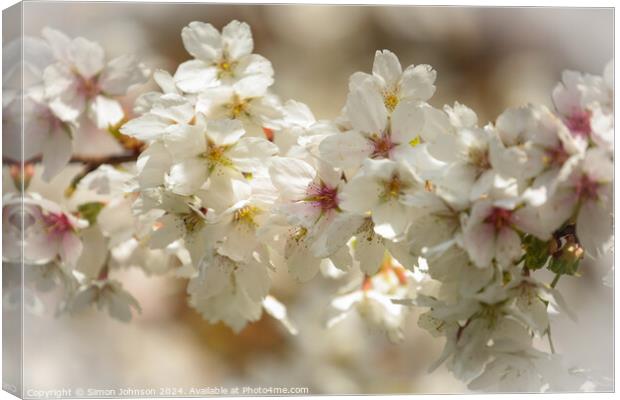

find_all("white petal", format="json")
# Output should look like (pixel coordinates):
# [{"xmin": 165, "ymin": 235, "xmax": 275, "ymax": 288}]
[
  {"xmin": 391, "ymin": 100, "xmax": 425, "ymax": 144},
  {"xmin": 229, "ymin": 137, "xmax": 278, "ymax": 170},
  {"xmin": 75, "ymin": 227, "xmax": 107, "ymax": 279},
  {"xmin": 67, "ymin": 37, "xmax": 105, "ymax": 79},
  {"xmin": 205, "ymin": 118, "xmax": 245, "ymax": 146},
  {"xmin": 99, "ymin": 54, "xmax": 148, "ymax": 96},
  {"xmin": 43, "ymin": 63, "xmax": 75, "ymax": 99},
  {"xmin": 233, "ymin": 74, "xmax": 273, "ymax": 98},
  {"xmin": 89, "ymin": 95, "xmax": 124, "ymax": 129},
  {"xmin": 181, "ymin": 21, "xmax": 222, "ymax": 61},
  {"xmin": 41, "ymin": 27, "xmax": 71, "ymax": 61},
  {"xmin": 164, "ymin": 124, "xmax": 205, "ymax": 159},
  {"xmin": 120, "ymin": 114, "xmax": 173, "ymax": 141},
  {"xmin": 310, "ymin": 213, "xmax": 363, "ymax": 258},
  {"xmin": 167, "ymin": 158, "xmax": 209, "ymax": 195},
  {"xmin": 285, "ymin": 236, "xmax": 321, "ymax": 282},
  {"xmin": 577, "ymin": 195, "xmax": 612, "ymax": 257},
  {"xmin": 149, "ymin": 215, "xmax": 183, "ymax": 249},
  {"xmin": 372, "ymin": 50, "xmax": 402, "ymax": 88},
  {"xmin": 495, "ymin": 228, "xmax": 522, "ymax": 267},
  {"xmin": 153, "ymin": 69, "xmax": 179, "ymax": 94},
  {"xmin": 235, "ymin": 261, "xmax": 271, "ymax": 301},
  {"xmin": 339, "ymin": 175, "xmax": 382, "ymax": 214},
  {"xmin": 463, "ymin": 222, "xmax": 495, "ymax": 268},
  {"xmin": 173, "ymin": 60, "xmax": 218, "ymax": 93},
  {"xmin": 268, "ymin": 157, "xmax": 315, "ymax": 200},
  {"xmin": 149, "ymin": 93, "xmax": 194, "ymax": 124},
  {"xmin": 318, "ymin": 130, "xmax": 372, "ymax": 170},
  {"xmin": 354, "ymin": 230, "xmax": 385, "ymax": 275},
  {"xmin": 400, "ymin": 64, "xmax": 437, "ymax": 101},
  {"xmin": 41, "ymin": 127, "xmax": 73, "ymax": 182},
  {"xmin": 222, "ymin": 20, "xmax": 254, "ymax": 59},
  {"xmin": 372, "ymin": 201, "xmax": 409, "ymax": 240},
  {"xmin": 60, "ymin": 232, "xmax": 83, "ymax": 266},
  {"xmin": 345, "ymin": 79, "xmax": 388, "ymax": 134}
]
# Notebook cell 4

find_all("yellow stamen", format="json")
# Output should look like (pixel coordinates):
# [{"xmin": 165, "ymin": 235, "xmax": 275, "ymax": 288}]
[
  {"xmin": 233, "ymin": 205, "xmax": 260, "ymax": 227},
  {"xmin": 384, "ymin": 93, "xmax": 399, "ymax": 112},
  {"xmin": 409, "ymin": 135, "xmax": 422, "ymax": 147}
]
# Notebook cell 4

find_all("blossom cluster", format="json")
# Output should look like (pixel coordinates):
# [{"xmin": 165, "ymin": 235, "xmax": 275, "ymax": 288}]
[{"xmin": 2, "ymin": 20, "xmax": 613, "ymax": 391}]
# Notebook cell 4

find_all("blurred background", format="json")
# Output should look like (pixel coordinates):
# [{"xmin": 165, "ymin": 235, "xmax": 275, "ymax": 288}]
[{"xmin": 12, "ymin": 3, "xmax": 614, "ymax": 395}]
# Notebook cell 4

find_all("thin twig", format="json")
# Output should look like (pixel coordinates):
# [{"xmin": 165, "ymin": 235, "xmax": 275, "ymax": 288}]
[{"xmin": 550, "ymin": 273, "xmax": 561, "ymax": 289}]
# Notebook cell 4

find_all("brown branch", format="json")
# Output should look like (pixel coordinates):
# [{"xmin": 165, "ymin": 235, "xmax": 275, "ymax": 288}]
[{"xmin": 3, "ymin": 153, "xmax": 140, "ymax": 196}]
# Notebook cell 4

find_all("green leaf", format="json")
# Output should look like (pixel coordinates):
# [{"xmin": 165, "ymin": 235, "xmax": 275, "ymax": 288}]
[{"xmin": 77, "ymin": 202, "xmax": 106, "ymax": 226}]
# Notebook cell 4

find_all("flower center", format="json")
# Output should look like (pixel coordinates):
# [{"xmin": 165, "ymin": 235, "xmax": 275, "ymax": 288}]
[
  {"xmin": 233, "ymin": 205, "xmax": 260, "ymax": 227},
  {"xmin": 383, "ymin": 93, "xmax": 399, "ymax": 112},
  {"xmin": 202, "ymin": 140, "xmax": 232, "ymax": 170},
  {"xmin": 217, "ymin": 58, "xmax": 237, "ymax": 78},
  {"xmin": 564, "ymin": 109, "xmax": 591, "ymax": 138},
  {"xmin": 306, "ymin": 181, "xmax": 339, "ymax": 211},
  {"xmin": 468, "ymin": 146, "xmax": 491, "ymax": 171},
  {"xmin": 42, "ymin": 212, "xmax": 73, "ymax": 235},
  {"xmin": 182, "ymin": 211, "xmax": 203, "ymax": 233},
  {"xmin": 292, "ymin": 226, "xmax": 308, "ymax": 242},
  {"xmin": 370, "ymin": 132, "xmax": 396, "ymax": 159},
  {"xmin": 381, "ymin": 174, "xmax": 407, "ymax": 200},
  {"xmin": 228, "ymin": 95, "xmax": 248, "ymax": 119},
  {"xmin": 484, "ymin": 207, "xmax": 513, "ymax": 231},
  {"xmin": 575, "ymin": 174, "xmax": 599, "ymax": 201},
  {"xmin": 75, "ymin": 74, "xmax": 101, "ymax": 99},
  {"xmin": 543, "ymin": 144, "xmax": 570, "ymax": 167}
]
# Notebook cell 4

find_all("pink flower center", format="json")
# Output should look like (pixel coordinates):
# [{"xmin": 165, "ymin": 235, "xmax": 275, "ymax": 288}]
[
  {"xmin": 575, "ymin": 174, "xmax": 599, "ymax": 201},
  {"xmin": 76, "ymin": 74, "xmax": 101, "ymax": 99},
  {"xmin": 544, "ymin": 144, "xmax": 570, "ymax": 167},
  {"xmin": 42, "ymin": 212, "xmax": 73, "ymax": 236},
  {"xmin": 306, "ymin": 181, "xmax": 339, "ymax": 212},
  {"xmin": 564, "ymin": 109, "xmax": 591, "ymax": 139},
  {"xmin": 370, "ymin": 132, "xmax": 396, "ymax": 159},
  {"xmin": 484, "ymin": 207, "xmax": 513, "ymax": 231}
]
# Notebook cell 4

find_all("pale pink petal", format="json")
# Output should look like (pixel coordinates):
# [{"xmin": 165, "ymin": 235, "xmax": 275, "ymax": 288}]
[{"xmin": 60, "ymin": 232, "xmax": 83, "ymax": 266}]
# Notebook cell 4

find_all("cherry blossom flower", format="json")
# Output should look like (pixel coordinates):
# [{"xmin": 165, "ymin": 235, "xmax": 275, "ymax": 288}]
[
  {"xmin": 339, "ymin": 158, "xmax": 424, "ymax": 240},
  {"xmin": 348, "ymin": 49, "xmax": 436, "ymax": 113},
  {"xmin": 196, "ymin": 84, "xmax": 283, "ymax": 137},
  {"xmin": 188, "ymin": 252, "xmax": 271, "ymax": 332},
  {"xmin": 68, "ymin": 275, "xmax": 141, "ymax": 322},
  {"xmin": 267, "ymin": 157, "xmax": 357, "ymax": 281},
  {"xmin": 552, "ymin": 63, "xmax": 613, "ymax": 152},
  {"xmin": 319, "ymin": 79, "xmax": 426, "ymax": 171},
  {"xmin": 42, "ymin": 27, "xmax": 149, "ymax": 129},
  {"xmin": 174, "ymin": 20, "xmax": 274, "ymax": 94},
  {"xmin": 19, "ymin": 195, "xmax": 88, "ymax": 266},
  {"xmin": 326, "ymin": 256, "xmax": 418, "ymax": 342},
  {"xmin": 535, "ymin": 147, "xmax": 613, "ymax": 257},
  {"xmin": 23, "ymin": 93, "xmax": 77, "ymax": 181},
  {"xmin": 164, "ymin": 118, "xmax": 277, "ymax": 195}
]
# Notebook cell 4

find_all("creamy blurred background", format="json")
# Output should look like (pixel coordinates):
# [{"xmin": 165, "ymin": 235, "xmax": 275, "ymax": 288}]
[{"xmin": 16, "ymin": 3, "xmax": 613, "ymax": 395}]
